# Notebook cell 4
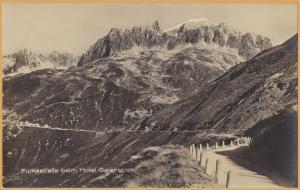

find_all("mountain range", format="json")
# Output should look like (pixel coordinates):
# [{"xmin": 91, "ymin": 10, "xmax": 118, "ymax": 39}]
[
  {"xmin": 78, "ymin": 19, "xmax": 272, "ymax": 66},
  {"xmin": 3, "ymin": 49, "xmax": 79, "ymax": 75},
  {"xmin": 3, "ymin": 19, "xmax": 273, "ymax": 131}
]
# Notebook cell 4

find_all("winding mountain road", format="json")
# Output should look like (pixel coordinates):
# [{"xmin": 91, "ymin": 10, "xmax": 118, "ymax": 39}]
[{"xmin": 200, "ymin": 145, "xmax": 283, "ymax": 188}]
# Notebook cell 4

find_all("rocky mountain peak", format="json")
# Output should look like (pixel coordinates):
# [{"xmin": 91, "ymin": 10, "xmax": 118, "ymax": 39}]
[
  {"xmin": 108, "ymin": 28, "xmax": 123, "ymax": 36},
  {"xmin": 151, "ymin": 20, "xmax": 161, "ymax": 33},
  {"xmin": 78, "ymin": 19, "xmax": 273, "ymax": 66}
]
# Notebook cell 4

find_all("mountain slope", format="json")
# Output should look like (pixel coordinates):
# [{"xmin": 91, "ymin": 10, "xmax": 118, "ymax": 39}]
[
  {"xmin": 244, "ymin": 108, "xmax": 297, "ymax": 184},
  {"xmin": 3, "ymin": 45, "xmax": 242, "ymax": 130},
  {"xmin": 138, "ymin": 34, "xmax": 297, "ymax": 133},
  {"xmin": 3, "ymin": 125, "xmax": 232, "ymax": 187}
]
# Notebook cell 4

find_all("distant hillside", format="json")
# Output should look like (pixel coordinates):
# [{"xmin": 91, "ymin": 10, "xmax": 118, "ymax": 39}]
[{"xmin": 3, "ymin": 49, "xmax": 79, "ymax": 75}]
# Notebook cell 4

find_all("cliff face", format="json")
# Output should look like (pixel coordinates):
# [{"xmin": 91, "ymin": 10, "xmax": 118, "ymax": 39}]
[{"xmin": 78, "ymin": 20, "xmax": 272, "ymax": 66}]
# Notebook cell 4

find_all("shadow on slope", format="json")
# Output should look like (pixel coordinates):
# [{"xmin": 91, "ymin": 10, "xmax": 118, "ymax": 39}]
[{"xmin": 216, "ymin": 108, "xmax": 297, "ymax": 187}]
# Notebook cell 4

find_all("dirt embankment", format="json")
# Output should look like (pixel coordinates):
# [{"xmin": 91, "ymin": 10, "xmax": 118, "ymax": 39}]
[{"xmin": 244, "ymin": 109, "xmax": 297, "ymax": 186}]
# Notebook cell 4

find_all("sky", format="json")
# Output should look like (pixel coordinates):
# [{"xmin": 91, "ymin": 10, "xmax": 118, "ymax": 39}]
[{"xmin": 3, "ymin": 3, "xmax": 298, "ymax": 55}]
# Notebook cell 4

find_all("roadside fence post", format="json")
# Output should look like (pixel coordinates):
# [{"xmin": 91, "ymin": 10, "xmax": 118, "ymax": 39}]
[{"xmin": 226, "ymin": 171, "xmax": 231, "ymax": 188}]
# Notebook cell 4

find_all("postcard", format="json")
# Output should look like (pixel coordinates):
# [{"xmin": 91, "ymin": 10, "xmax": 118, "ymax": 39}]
[{"xmin": 2, "ymin": 2, "xmax": 298, "ymax": 188}]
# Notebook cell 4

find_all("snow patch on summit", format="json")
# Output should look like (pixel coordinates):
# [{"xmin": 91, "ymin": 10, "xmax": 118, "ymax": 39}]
[{"xmin": 164, "ymin": 18, "xmax": 214, "ymax": 34}]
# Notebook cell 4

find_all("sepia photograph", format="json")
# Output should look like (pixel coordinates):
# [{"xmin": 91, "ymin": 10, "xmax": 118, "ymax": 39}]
[{"xmin": 2, "ymin": 2, "xmax": 298, "ymax": 188}]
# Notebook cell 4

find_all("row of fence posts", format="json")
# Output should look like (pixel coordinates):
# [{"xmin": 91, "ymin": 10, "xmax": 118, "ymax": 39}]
[{"xmin": 188, "ymin": 137, "xmax": 252, "ymax": 188}]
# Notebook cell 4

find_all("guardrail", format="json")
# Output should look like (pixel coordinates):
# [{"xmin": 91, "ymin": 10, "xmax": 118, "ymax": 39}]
[{"xmin": 188, "ymin": 137, "xmax": 253, "ymax": 187}]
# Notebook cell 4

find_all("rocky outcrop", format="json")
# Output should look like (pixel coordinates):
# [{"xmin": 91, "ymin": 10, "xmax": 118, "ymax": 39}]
[
  {"xmin": 78, "ymin": 21, "xmax": 165, "ymax": 66},
  {"xmin": 78, "ymin": 20, "xmax": 272, "ymax": 66}
]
